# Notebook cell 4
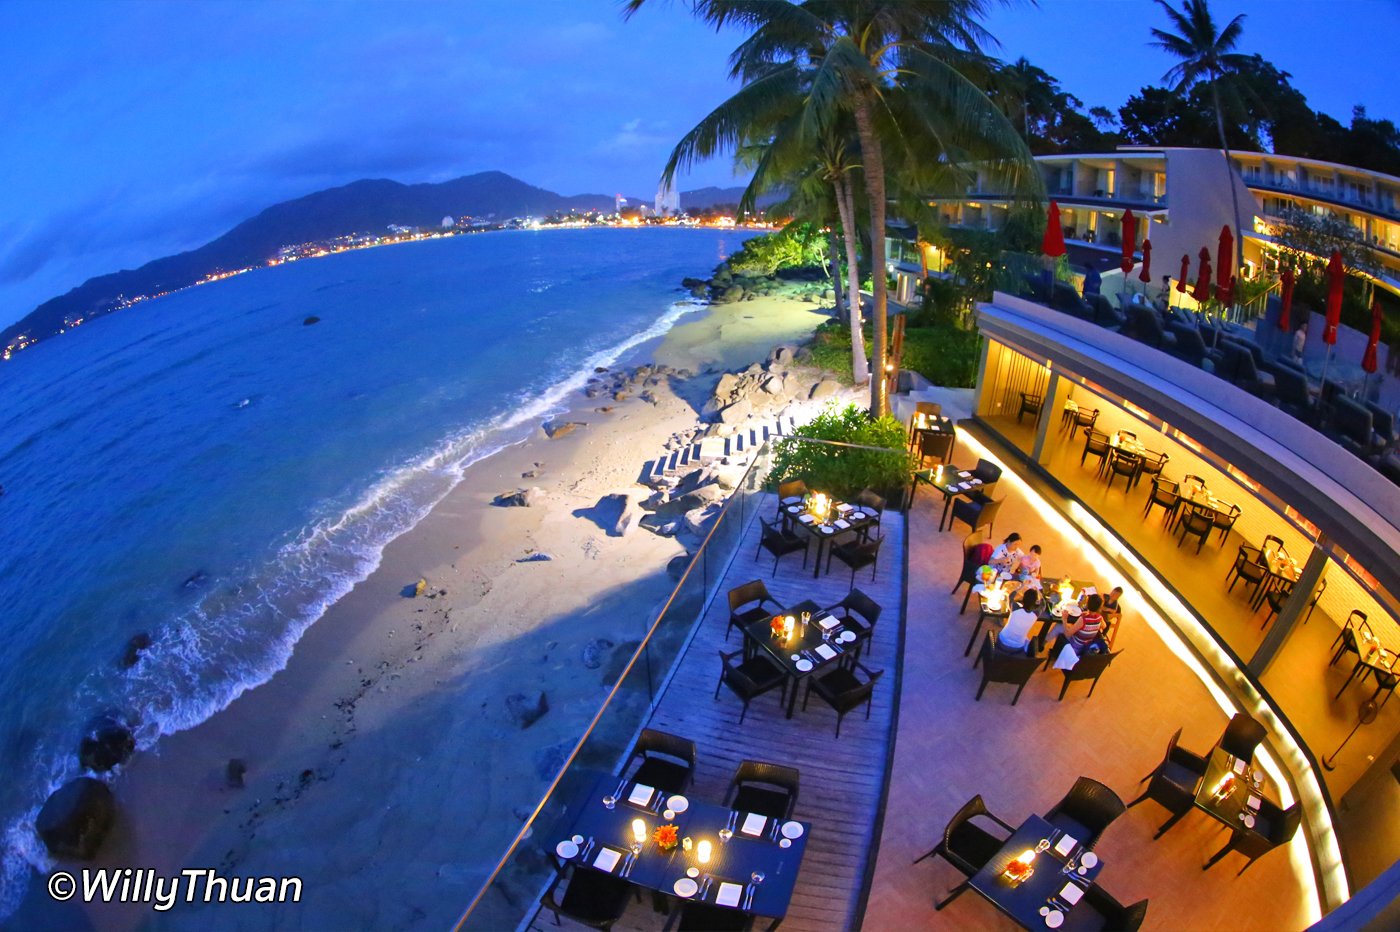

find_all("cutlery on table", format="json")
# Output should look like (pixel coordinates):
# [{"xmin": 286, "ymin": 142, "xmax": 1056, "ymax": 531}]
[{"xmin": 743, "ymin": 884, "xmax": 755, "ymax": 910}]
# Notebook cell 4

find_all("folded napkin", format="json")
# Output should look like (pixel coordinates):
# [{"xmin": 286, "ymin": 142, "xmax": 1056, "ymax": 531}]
[
  {"xmin": 594, "ymin": 847, "xmax": 622, "ymax": 873},
  {"xmin": 1060, "ymin": 883, "xmax": 1084, "ymax": 905},
  {"xmin": 1232, "ymin": 758, "xmax": 1247, "ymax": 775},
  {"xmin": 815, "ymin": 644, "xmax": 837, "ymax": 661},
  {"xmin": 834, "ymin": 519, "xmax": 850, "ymax": 529},
  {"xmin": 741, "ymin": 813, "xmax": 767, "ymax": 837},
  {"xmin": 716, "ymin": 882, "xmax": 743, "ymax": 908},
  {"xmin": 1082, "ymin": 586, "xmax": 1097, "ymax": 596},
  {"xmin": 798, "ymin": 514, "xmax": 815, "ymax": 524},
  {"xmin": 1054, "ymin": 833, "xmax": 1078, "ymax": 857},
  {"xmin": 781, "ymin": 496, "xmax": 803, "ymax": 505},
  {"xmin": 628, "ymin": 783, "xmax": 654, "ymax": 807},
  {"xmin": 836, "ymin": 503, "xmax": 853, "ymax": 514},
  {"xmin": 958, "ymin": 471, "xmax": 972, "ymax": 478},
  {"xmin": 1247, "ymin": 795, "xmax": 1261, "ymax": 811},
  {"xmin": 1054, "ymin": 644, "xmax": 1081, "ymax": 671},
  {"xmin": 818, "ymin": 615, "xmax": 840, "ymax": 630}
]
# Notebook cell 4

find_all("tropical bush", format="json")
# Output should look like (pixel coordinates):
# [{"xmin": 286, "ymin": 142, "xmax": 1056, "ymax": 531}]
[
  {"xmin": 724, "ymin": 223, "xmax": 828, "ymax": 277},
  {"xmin": 809, "ymin": 320, "xmax": 980, "ymax": 389},
  {"xmin": 769, "ymin": 404, "xmax": 916, "ymax": 502}
]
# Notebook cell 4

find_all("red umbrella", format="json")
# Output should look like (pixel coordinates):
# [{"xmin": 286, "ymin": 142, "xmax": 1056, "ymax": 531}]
[
  {"xmin": 1042, "ymin": 201, "xmax": 1066, "ymax": 258},
  {"xmin": 1120, "ymin": 210, "xmax": 1136, "ymax": 273},
  {"xmin": 1138, "ymin": 239, "xmax": 1152, "ymax": 283},
  {"xmin": 1177, "ymin": 255, "xmax": 1190, "ymax": 293},
  {"xmin": 1362, "ymin": 298, "xmax": 1382, "ymax": 374},
  {"xmin": 1216, "ymin": 225, "xmax": 1234, "ymax": 292},
  {"xmin": 1218, "ymin": 274, "xmax": 1235, "ymax": 307},
  {"xmin": 1324, "ymin": 250, "xmax": 1344, "ymax": 345},
  {"xmin": 1278, "ymin": 266, "xmax": 1295, "ymax": 332},
  {"xmin": 1193, "ymin": 247, "xmax": 1213, "ymax": 302}
]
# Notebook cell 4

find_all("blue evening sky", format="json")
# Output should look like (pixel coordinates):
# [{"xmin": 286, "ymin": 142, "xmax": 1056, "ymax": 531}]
[{"xmin": 1, "ymin": 0, "xmax": 1396, "ymax": 330}]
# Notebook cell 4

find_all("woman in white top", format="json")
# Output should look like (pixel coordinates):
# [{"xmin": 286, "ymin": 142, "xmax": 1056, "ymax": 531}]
[
  {"xmin": 997, "ymin": 590, "xmax": 1042, "ymax": 654},
  {"xmin": 989, "ymin": 533, "xmax": 1023, "ymax": 573}
]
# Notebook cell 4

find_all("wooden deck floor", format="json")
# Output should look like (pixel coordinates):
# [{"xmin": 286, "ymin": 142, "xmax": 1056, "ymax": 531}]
[{"xmin": 529, "ymin": 493, "xmax": 905, "ymax": 932}]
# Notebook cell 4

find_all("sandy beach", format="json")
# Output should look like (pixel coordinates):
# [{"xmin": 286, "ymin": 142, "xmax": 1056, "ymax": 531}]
[{"xmin": 13, "ymin": 294, "xmax": 847, "ymax": 930}]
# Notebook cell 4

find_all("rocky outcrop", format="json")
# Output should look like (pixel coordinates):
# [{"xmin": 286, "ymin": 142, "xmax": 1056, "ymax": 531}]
[
  {"xmin": 493, "ymin": 487, "xmax": 543, "ymax": 507},
  {"xmin": 810, "ymin": 379, "xmax": 841, "ymax": 400},
  {"xmin": 505, "ymin": 691, "xmax": 549, "ymax": 729},
  {"xmin": 120, "ymin": 632, "xmax": 151, "ymax": 669},
  {"xmin": 543, "ymin": 421, "xmax": 585, "ymax": 439},
  {"xmin": 78, "ymin": 715, "xmax": 135, "ymax": 773},
  {"xmin": 37, "ymin": 778, "xmax": 115, "ymax": 860}
]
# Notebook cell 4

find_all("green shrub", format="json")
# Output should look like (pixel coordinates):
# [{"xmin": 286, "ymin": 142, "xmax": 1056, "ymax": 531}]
[
  {"xmin": 769, "ymin": 404, "xmax": 916, "ymax": 502},
  {"xmin": 805, "ymin": 320, "xmax": 979, "ymax": 388}
]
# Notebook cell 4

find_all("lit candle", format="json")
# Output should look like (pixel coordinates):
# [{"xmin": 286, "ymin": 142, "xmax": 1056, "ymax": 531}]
[
  {"xmin": 784, "ymin": 615, "xmax": 794, "ymax": 640},
  {"xmin": 697, "ymin": 839, "xmax": 712, "ymax": 864},
  {"xmin": 632, "ymin": 819, "xmax": 647, "ymax": 844}
]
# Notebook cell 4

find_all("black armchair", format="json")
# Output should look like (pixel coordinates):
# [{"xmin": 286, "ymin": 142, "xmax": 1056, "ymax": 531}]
[
  {"xmin": 1226, "ymin": 544, "xmax": 1268, "ymax": 601},
  {"xmin": 914, "ymin": 795, "xmax": 1015, "ymax": 911},
  {"xmin": 625, "ymin": 729, "xmax": 695, "ymax": 795},
  {"xmin": 669, "ymin": 901, "xmax": 752, "ymax": 931},
  {"xmin": 1105, "ymin": 448, "xmax": 1140, "ymax": 491},
  {"xmin": 970, "ymin": 458, "xmax": 1003, "ymax": 491},
  {"xmin": 974, "ymin": 631, "xmax": 1042, "ymax": 705},
  {"xmin": 826, "ymin": 533, "xmax": 884, "ymax": 586},
  {"xmin": 951, "ymin": 529, "xmax": 991, "ymax": 613},
  {"xmin": 726, "ymin": 579, "xmax": 782, "ymax": 642},
  {"xmin": 1273, "ymin": 366, "xmax": 1314, "ymax": 421},
  {"xmin": 1082, "ymin": 886, "xmax": 1149, "ymax": 931},
  {"xmin": 1132, "ymin": 450, "xmax": 1168, "ymax": 489},
  {"xmin": 1217, "ymin": 712, "xmax": 1267, "ymax": 761},
  {"xmin": 854, "ymin": 488, "xmax": 885, "ymax": 540},
  {"xmin": 756, "ymin": 516, "xmax": 807, "ymax": 576},
  {"xmin": 803, "ymin": 661, "xmax": 882, "ymax": 737},
  {"xmin": 1175, "ymin": 505, "xmax": 1214, "ymax": 553},
  {"xmin": 1081, "ymin": 429, "xmax": 1111, "ymax": 472},
  {"xmin": 714, "ymin": 649, "xmax": 786, "ymax": 724},
  {"xmin": 949, "ymin": 495, "xmax": 1003, "ymax": 537},
  {"xmin": 541, "ymin": 864, "xmax": 635, "ymax": 929},
  {"xmin": 1261, "ymin": 577, "xmax": 1324, "ymax": 629},
  {"xmin": 1069, "ymin": 405, "xmax": 1100, "ymax": 437},
  {"xmin": 1211, "ymin": 501, "xmax": 1241, "ymax": 544},
  {"xmin": 1331, "ymin": 397, "xmax": 1375, "ymax": 456},
  {"xmin": 1329, "ymin": 610, "xmax": 1372, "ymax": 667},
  {"xmin": 825, "ymin": 588, "xmax": 882, "ymax": 659},
  {"xmin": 724, "ymin": 759, "xmax": 799, "ymax": 821},
  {"xmin": 1056, "ymin": 648, "xmax": 1121, "ymax": 700},
  {"xmin": 1126, "ymin": 727, "xmax": 1208, "ymax": 838},
  {"xmin": 1142, "ymin": 476, "xmax": 1180, "ymax": 526},
  {"xmin": 1044, "ymin": 776, "xmax": 1127, "ymax": 850},
  {"xmin": 1204, "ymin": 800, "xmax": 1302, "ymax": 874}
]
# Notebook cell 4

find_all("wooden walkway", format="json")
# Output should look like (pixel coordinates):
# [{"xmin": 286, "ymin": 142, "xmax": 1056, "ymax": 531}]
[{"xmin": 530, "ymin": 493, "xmax": 905, "ymax": 932}]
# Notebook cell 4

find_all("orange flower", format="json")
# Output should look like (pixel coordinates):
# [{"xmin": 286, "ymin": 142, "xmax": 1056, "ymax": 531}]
[{"xmin": 653, "ymin": 823, "xmax": 679, "ymax": 849}]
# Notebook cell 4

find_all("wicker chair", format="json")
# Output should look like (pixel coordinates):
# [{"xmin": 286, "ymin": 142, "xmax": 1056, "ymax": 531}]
[
  {"xmin": 541, "ymin": 864, "xmax": 636, "ymax": 929},
  {"xmin": 973, "ymin": 632, "xmax": 1042, "ymax": 705},
  {"xmin": 624, "ymin": 729, "xmax": 695, "ymax": 795},
  {"xmin": 726, "ymin": 579, "xmax": 783, "ymax": 642},
  {"xmin": 1081, "ymin": 429, "xmax": 1111, "ymax": 472},
  {"xmin": 1082, "ymin": 887, "xmax": 1149, "ymax": 931},
  {"xmin": 826, "ymin": 533, "xmax": 884, "ymax": 586},
  {"xmin": 1175, "ymin": 505, "xmax": 1214, "ymax": 553},
  {"xmin": 1217, "ymin": 712, "xmax": 1267, "ymax": 761},
  {"xmin": 1056, "ymin": 648, "xmax": 1121, "ymax": 700},
  {"xmin": 951, "ymin": 530, "xmax": 993, "ymax": 614},
  {"xmin": 914, "ymin": 795, "xmax": 1014, "ymax": 911},
  {"xmin": 723, "ymin": 759, "xmax": 800, "ymax": 820},
  {"xmin": 803, "ymin": 661, "xmax": 883, "ymax": 737},
  {"xmin": 1126, "ymin": 727, "xmax": 1208, "ymax": 839},
  {"xmin": 756, "ymin": 516, "xmax": 807, "ymax": 576},
  {"xmin": 1044, "ymin": 776, "xmax": 1127, "ymax": 850},
  {"xmin": 1204, "ymin": 800, "xmax": 1302, "ymax": 874},
  {"xmin": 1226, "ymin": 544, "xmax": 1268, "ymax": 601},
  {"xmin": 949, "ymin": 496, "xmax": 1003, "ymax": 538},
  {"xmin": 824, "ymin": 588, "xmax": 882, "ymax": 661},
  {"xmin": 714, "ymin": 649, "xmax": 786, "ymax": 724}
]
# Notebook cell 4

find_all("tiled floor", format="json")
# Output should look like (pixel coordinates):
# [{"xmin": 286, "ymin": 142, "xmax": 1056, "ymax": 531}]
[{"xmin": 863, "ymin": 460, "xmax": 1315, "ymax": 931}]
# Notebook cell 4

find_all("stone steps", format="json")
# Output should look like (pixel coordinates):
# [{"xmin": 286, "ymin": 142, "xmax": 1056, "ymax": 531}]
[{"xmin": 642, "ymin": 414, "xmax": 799, "ymax": 483}]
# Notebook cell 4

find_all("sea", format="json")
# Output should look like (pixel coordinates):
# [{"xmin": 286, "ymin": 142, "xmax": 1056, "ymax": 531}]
[{"xmin": 0, "ymin": 226, "xmax": 754, "ymax": 914}]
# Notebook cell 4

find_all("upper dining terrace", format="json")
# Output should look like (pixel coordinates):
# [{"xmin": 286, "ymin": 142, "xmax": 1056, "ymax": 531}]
[{"xmin": 455, "ymin": 301, "xmax": 1398, "ymax": 930}]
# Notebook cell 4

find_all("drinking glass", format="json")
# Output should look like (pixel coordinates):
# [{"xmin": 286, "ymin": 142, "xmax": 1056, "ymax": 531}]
[
  {"xmin": 751, "ymin": 871, "xmax": 765, "ymax": 884},
  {"xmin": 718, "ymin": 828, "xmax": 733, "ymax": 844},
  {"xmin": 602, "ymin": 794, "xmax": 616, "ymax": 810}
]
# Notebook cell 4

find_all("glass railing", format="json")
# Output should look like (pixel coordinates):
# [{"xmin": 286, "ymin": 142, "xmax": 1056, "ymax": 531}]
[{"xmin": 453, "ymin": 435, "xmax": 914, "ymax": 931}]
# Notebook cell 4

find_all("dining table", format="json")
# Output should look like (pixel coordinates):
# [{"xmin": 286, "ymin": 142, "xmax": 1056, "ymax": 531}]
[
  {"xmin": 909, "ymin": 463, "xmax": 986, "ymax": 530},
  {"xmin": 742, "ymin": 598, "xmax": 858, "ymax": 718},
  {"xmin": 1252, "ymin": 546, "xmax": 1301, "ymax": 610},
  {"xmin": 778, "ymin": 497, "xmax": 878, "ymax": 578},
  {"xmin": 555, "ymin": 770, "xmax": 810, "ymax": 928},
  {"xmin": 967, "ymin": 813, "xmax": 1107, "ymax": 930},
  {"xmin": 1193, "ymin": 747, "xmax": 1273, "ymax": 833},
  {"xmin": 911, "ymin": 413, "xmax": 957, "ymax": 464}
]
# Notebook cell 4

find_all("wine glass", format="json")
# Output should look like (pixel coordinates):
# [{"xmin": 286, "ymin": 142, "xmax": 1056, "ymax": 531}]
[
  {"xmin": 1035, "ymin": 838, "xmax": 1051, "ymax": 854},
  {"xmin": 602, "ymin": 794, "xmax": 616, "ymax": 810},
  {"xmin": 718, "ymin": 827, "xmax": 733, "ymax": 845},
  {"xmin": 751, "ymin": 871, "xmax": 765, "ymax": 885}
]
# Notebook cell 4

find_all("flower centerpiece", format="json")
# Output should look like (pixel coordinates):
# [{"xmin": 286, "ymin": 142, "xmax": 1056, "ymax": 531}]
[
  {"xmin": 978, "ymin": 564, "xmax": 996, "ymax": 587},
  {"xmin": 652, "ymin": 823, "xmax": 679, "ymax": 851},
  {"xmin": 770, "ymin": 615, "xmax": 785, "ymax": 638}
]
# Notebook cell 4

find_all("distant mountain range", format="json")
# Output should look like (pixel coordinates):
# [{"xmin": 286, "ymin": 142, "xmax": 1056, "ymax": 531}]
[{"xmin": 1, "ymin": 171, "xmax": 770, "ymax": 352}]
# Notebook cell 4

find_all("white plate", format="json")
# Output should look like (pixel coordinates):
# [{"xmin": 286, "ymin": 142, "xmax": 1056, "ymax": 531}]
[
  {"xmin": 779, "ymin": 837, "xmax": 792, "ymax": 848},
  {"xmin": 686, "ymin": 867, "xmax": 699, "ymax": 878},
  {"xmin": 795, "ymin": 658, "xmax": 814, "ymax": 672},
  {"xmin": 571, "ymin": 834, "xmax": 584, "ymax": 845},
  {"xmin": 628, "ymin": 783, "xmax": 655, "ymax": 807},
  {"xmin": 716, "ymin": 882, "xmax": 743, "ymax": 907},
  {"xmin": 1045, "ymin": 909, "xmax": 1064, "ymax": 928},
  {"xmin": 1243, "ymin": 814, "xmax": 1256, "ymax": 829},
  {"xmin": 790, "ymin": 653, "xmax": 801, "ymax": 661},
  {"xmin": 555, "ymin": 840, "xmax": 579, "ymax": 859},
  {"xmin": 781, "ymin": 820, "xmax": 804, "ymax": 839},
  {"xmin": 837, "ymin": 630, "xmax": 856, "ymax": 644},
  {"xmin": 667, "ymin": 795, "xmax": 689, "ymax": 813},
  {"xmin": 673, "ymin": 878, "xmax": 698, "ymax": 898},
  {"xmin": 820, "ymin": 526, "xmax": 834, "ymax": 535},
  {"xmin": 850, "ymin": 512, "xmax": 866, "ymax": 520},
  {"xmin": 1080, "ymin": 851, "xmax": 1098, "ymax": 869}
]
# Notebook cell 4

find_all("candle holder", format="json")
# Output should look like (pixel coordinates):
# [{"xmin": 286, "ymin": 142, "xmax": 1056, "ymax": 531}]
[{"xmin": 1002, "ymin": 851, "xmax": 1035, "ymax": 885}]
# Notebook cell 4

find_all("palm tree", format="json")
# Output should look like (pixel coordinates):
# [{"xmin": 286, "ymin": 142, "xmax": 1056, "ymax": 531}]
[
  {"xmin": 1151, "ymin": 0, "xmax": 1252, "ymax": 274},
  {"xmin": 629, "ymin": 1, "xmax": 1035, "ymax": 417}
]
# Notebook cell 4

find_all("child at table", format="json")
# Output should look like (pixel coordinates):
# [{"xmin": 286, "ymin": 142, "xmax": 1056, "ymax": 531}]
[
  {"xmin": 1014, "ymin": 545, "xmax": 1043, "ymax": 581},
  {"xmin": 1100, "ymin": 587, "xmax": 1124, "ymax": 644}
]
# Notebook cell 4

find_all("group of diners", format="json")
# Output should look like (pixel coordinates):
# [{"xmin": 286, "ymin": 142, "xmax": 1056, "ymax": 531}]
[
  {"xmin": 541, "ymin": 729, "xmax": 807, "ymax": 931},
  {"xmin": 719, "ymin": 580, "xmax": 884, "ymax": 732},
  {"xmin": 919, "ymin": 710, "xmax": 1296, "ymax": 929}
]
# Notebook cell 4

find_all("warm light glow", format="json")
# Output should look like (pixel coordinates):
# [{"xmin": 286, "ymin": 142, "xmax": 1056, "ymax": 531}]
[
  {"xmin": 632, "ymin": 819, "xmax": 647, "ymax": 844},
  {"xmin": 697, "ymin": 840, "xmax": 712, "ymax": 864}
]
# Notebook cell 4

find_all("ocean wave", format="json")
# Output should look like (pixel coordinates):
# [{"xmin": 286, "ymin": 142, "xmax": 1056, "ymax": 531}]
[{"xmin": 0, "ymin": 297, "xmax": 708, "ymax": 919}]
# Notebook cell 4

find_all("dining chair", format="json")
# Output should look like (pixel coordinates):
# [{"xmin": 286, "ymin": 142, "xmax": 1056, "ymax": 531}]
[
  {"xmin": 1217, "ymin": 712, "xmax": 1267, "ymax": 761},
  {"xmin": 973, "ymin": 632, "xmax": 1042, "ymax": 705},
  {"xmin": 714, "ymin": 649, "xmax": 787, "ymax": 724},
  {"xmin": 1056, "ymin": 649, "xmax": 1121, "ymax": 700},
  {"xmin": 969, "ymin": 458, "xmax": 1002, "ymax": 491},
  {"xmin": 949, "ymin": 496, "xmax": 1003, "ymax": 538},
  {"xmin": 824, "ymin": 588, "xmax": 882, "ymax": 658},
  {"xmin": 1072, "ymin": 407, "xmax": 1100, "ymax": 437},
  {"xmin": 802, "ymin": 661, "xmax": 882, "ymax": 737},
  {"xmin": 1131, "ymin": 450, "xmax": 1168, "ymax": 490},
  {"xmin": 723, "ymin": 759, "xmax": 800, "ymax": 821},
  {"xmin": 1105, "ymin": 449, "xmax": 1140, "ymax": 491},
  {"xmin": 1226, "ymin": 544, "xmax": 1268, "ymax": 601},
  {"xmin": 1143, "ymin": 476, "xmax": 1180, "ymax": 526},
  {"xmin": 964, "ymin": 590, "xmax": 1012, "ymax": 657},
  {"xmin": 1211, "ymin": 502, "xmax": 1241, "ymax": 544},
  {"xmin": 1081, "ymin": 429, "xmax": 1111, "ymax": 472},
  {"xmin": 756, "ymin": 516, "xmax": 807, "ymax": 576},
  {"xmin": 624, "ymin": 729, "xmax": 696, "ymax": 795},
  {"xmin": 917, "ymin": 429, "xmax": 955, "ymax": 467},
  {"xmin": 1127, "ymin": 727, "xmax": 1209, "ymax": 839},
  {"xmin": 1261, "ymin": 577, "xmax": 1325, "ymax": 629},
  {"xmin": 951, "ymin": 531, "xmax": 994, "ymax": 614},
  {"xmin": 1017, "ymin": 392, "xmax": 1044, "ymax": 424},
  {"xmin": 1175, "ymin": 505, "xmax": 1214, "ymax": 553},
  {"xmin": 826, "ymin": 533, "xmax": 884, "ymax": 586},
  {"xmin": 1203, "ymin": 800, "xmax": 1302, "ymax": 875},
  {"xmin": 908, "ymin": 401, "xmax": 945, "ymax": 450},
  {"xmin": 915, "ymin": 794, "xmax": 1014, "ymax": 911},
  {"xmin": 1329, "ymin": 610, "xmax": 1372, "ymax": 667},
  {"xmin": 1081, "ymin": 887, "xmax": 1149, "ymax": 931},
  {"xmin": 774, "ymin": 479, "xmax": 808, "ymax": 519},
  {"xmin": 726, "ymin": 579, "xmax": 783, "ymax": 642},
  {"xmin": 1182, "ymin": 474, "xmax": 1208, "ymax": 490},
  {"xmin": 854, "ymin": 488, "xmax": 885, "ymax": 540},
  {"xmin": 668, "ymin": 901, "xmax": 753, "ymax": 932},
  {"xmin": 1044, "ymin": 776, "xmax": 1127, "ymax": 850},
  {"xmin": 541, "ymin": 863, "xmax": 636, "ymax": 929}
]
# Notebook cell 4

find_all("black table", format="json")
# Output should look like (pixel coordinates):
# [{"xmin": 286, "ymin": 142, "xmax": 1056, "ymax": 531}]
[
  {"xmin": 969, "ymin": 814, "xmax": 1106, "ymax": 930},
  {"xmin": 910, "ymin": 464, "xmax": 983, "ymax": 530},
  {"xmin": 556, "ymin": 771, "xmax": 810, "ymax": 926},
  {"xmin": 1193, "ymin": 747, "xmax": 1271, "ymax": 832},
  {"xmin": 743, "ymin": 599, "xmax": 856, "ymax": 717},
  {"xmin": 779, "ymin": 500, "xmax": 878, "ymax": 578}
]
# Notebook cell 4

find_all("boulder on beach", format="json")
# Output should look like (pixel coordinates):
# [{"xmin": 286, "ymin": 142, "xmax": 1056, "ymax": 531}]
[
  {"xmin": 226, "ymin": 758, "xmax": 247, "ymax": 789},
  {"xmin": 810, "ymin": 380, "xmax": 841, "ymax": 401},
  {"xmin": 120, "ymin": 632, "xmax": 151, "ymax": 669},
  {"xmin": 543, "ymin": 421, "xmax": 585, "ymax": 439},
  {"xmin": 506, "ymin": 691, "xmax": 550, "ymax": 728},
  {"xmin": 720, "ymin": 397, "xmax": 752, "ymax": 425},
  {"xmin": 36, "ymin": 777, "xmax": 115, "ymax": 860},
  {"xmin": 493, "ymin": 487, "xmax": 542, "ymax": 508},
  {"xmin": 78, "ymin": 716, "xmax": 135, "ymax": 773}
]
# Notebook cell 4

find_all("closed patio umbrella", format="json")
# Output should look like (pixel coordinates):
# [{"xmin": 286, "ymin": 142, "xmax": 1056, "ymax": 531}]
[
  {"xmin": 1042, "ymin": 201, "xmax": 1066, "ymax": 258},
  {"xmin": 1120, "ymin": 210, "xmax": 1136, "ymax": 273},
  {"xmin": 1362, "ymin": 298, "xmax": 1382, "ymax": 374},
  {"xmin": 1218, "ymin": 274, "xmax": 1235, "ymax": 308},
  {"xmin": 1216, "ymin": 226, "xmax": 1234, "ymax": 291},
  {"xmin": 1320, "ymin": 250, "xmax": 1345, "ymax": 385},
  {"xmin": 1177, "ymin": 255, "xmax": 1190, "ymax": 293},
  {"xmin": 1138, "ymin": 239, "xmax": 1152, "ymax": 284},
  {"xmin": 1193, "ymin": 247, "xmax": 1212, "ymax": 302},
  {"xmin": 1278, "ymin": 266, "xmax": 1295, "ymax": 332}
]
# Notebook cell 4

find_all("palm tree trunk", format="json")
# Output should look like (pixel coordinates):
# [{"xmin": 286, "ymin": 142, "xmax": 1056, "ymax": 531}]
[
  {"xmin": 827, "ymin": 227, "xmax": 847, "ymax": 326},
  {"xmin": 1211, "ymin": 80, "xmax": 1245, "ymax": 294},
  {"xmin": 852, "ymin": 94, "xmax": 888, "ymax": 416},
  {"xmin": 835, "ymin": 175, "xmax": 869, "ymax": 385}
]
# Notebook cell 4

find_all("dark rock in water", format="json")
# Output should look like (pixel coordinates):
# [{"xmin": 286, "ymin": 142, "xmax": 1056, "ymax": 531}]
[
  {"xmin": 78, "ymin": 716, "xmax": 135, "ymax": 772},
  {"xmin": 181, "ymin": 571, "xmax": 207, "ymax": 590},
  {"xmin": 37, "ymin": 778, "xmax": 115, "ymax": 860},
  {"xmin": 517, "ymin": 552, "xmax": 553, "ymax": 563},
  {"xmin": 505, "ymin": 691, "xmax": 549, "ymax": 729},
  {"xmin": 120, "ymin": 632, "xmax": 151, "ymax": 669},
  {"xmin": 667, "ymin": 555, "xmax": 691, "ymax": 580},
  {"xmin": 581, "ymin": 638, "xmax": 616, "ymax": 670},
  {"xmin": 303, "ymin": 315, "xmax": 321, "ymax": 326},
  {"xmin": 226, "ymin": 758, "xmax": 247, "ymax": 788},
  {"xmin": 543, "ymin": 421, "xmax": 585, "ymax": 439},
  {"xmin": 594, "ymin": 366, "xmax": 609, "ymax": 373}
]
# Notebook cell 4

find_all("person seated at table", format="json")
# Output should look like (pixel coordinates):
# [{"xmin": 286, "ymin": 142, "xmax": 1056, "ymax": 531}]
[
  {"xmin": 989, "ymin": 533, "xmax": 1023, "ymax": 573},
  {"xmin": 1100, "ymin": 586, "xmax": 1124, "ymax": 645},
  {"xmin": 996, "ymin": 590, "xmax": 1042, "ymax": 656},
  {"xmin": 1066, "ymin": 594, "xmax": 1108, "ymax": 654},
  {"xmin": 1013, "ymin": 545, "xmax": 1043, "ymax": 581}
]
